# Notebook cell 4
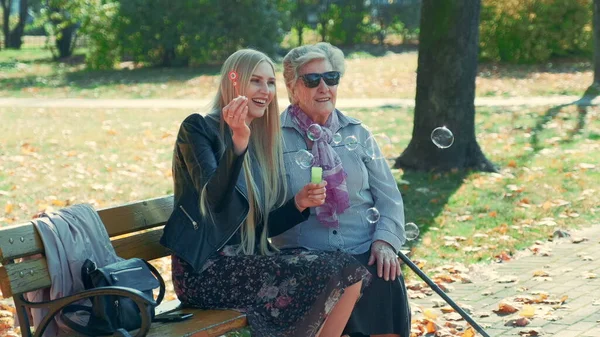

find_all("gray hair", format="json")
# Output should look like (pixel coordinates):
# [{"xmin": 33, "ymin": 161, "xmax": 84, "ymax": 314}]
[{"xmin": 282, "ymin": 42, "xmax": 345, "ymax": 104}]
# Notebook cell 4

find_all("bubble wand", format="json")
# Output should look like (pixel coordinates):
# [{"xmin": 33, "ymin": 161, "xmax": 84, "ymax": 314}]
[{"xmin": 228, "ymin": 70, "xmax": 240, "ymax": 97}]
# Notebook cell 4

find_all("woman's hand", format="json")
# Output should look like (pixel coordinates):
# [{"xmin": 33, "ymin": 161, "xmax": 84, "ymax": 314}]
[
  {"xmin": 368, "ymin": 240, "xmax": 402, "ymax": 281},
  {"xmin": 222, "ymin": 96, "xmax": 250, "ymax": 154},
  {"xmin": 294, "ymin": 181, "xmax": 328, "ymax": 212}
]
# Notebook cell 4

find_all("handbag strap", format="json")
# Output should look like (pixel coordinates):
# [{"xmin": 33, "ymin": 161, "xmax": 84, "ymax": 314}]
[
  {"xmin": 142, "ymin": 260, "xmax": 166, "ymax": 305},
  {"xmin": 82, "ymin": 259, "xmax": 165, "ymax": 305},
  {"xmin": 61, "ymin": 305, "xmax": 133, "ymax": 337}
]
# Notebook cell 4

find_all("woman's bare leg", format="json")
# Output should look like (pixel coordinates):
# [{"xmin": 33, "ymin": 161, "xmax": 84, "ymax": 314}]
[{"xmin": 316, "ymin": 280, "xmax": 363, "ymax": 337}]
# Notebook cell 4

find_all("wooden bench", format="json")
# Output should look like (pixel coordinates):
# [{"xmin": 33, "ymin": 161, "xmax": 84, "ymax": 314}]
[{"xmin": 0, "ymin": 195, "xmax": 248, "ymax": 337}]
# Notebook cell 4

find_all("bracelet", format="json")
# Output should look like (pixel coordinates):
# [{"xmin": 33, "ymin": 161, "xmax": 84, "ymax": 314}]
[{"xmin": 294, "ymin": 197, "xmax": 304, "ymax": 212}]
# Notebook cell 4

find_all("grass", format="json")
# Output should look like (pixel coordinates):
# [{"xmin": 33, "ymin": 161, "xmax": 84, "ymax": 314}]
[
  {"xmin": 0, "ymin": 47, "xmax": 595, "ymax": 99},
  {"xmin": 1, "ymin": 46, "xmax": 599, "ymax": 336},
  {"xmin": 1, "ymin": 104, "xmax": 598, "ymax": 269},
  {"xmin": 1, "ymin": 104, "xmax": 598, "ymax": 336}
]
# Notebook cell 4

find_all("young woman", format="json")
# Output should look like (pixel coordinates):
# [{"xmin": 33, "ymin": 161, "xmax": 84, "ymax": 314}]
[{"xmin": 160, "ymin": 49, "xmax": 371, "ymax": 337}]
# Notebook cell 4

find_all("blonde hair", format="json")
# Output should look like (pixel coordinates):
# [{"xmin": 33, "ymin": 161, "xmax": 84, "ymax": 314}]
[
  {"xmin": 201, "ymin": 49, "xmax": 287, "ymax": 255},
  {"xmin": 282, "ymin": 42, "xmax": 346, "ymax": 104}
]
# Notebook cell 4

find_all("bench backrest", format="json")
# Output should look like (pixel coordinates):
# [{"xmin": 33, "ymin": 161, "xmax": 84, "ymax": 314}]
[{"xmin": 0, "ymin": 195, "xmax": 174, "ymax": 298}]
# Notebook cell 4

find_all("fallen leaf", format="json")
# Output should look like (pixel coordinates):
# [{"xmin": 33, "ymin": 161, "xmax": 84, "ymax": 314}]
[
  {"xmin": 423, "ymin": 308, "xmax": 438, "ymax": 320},
  {"xmin": 4, "ymin": 202, "xmax": 14, "ymax": 215},
  {"xmin": 461, "ymin": 327, "xmax": 476, "ymax": 337},
  {"xmin": 493, "ymin": 302, "xmax": 519, "ymax": 314},
  {"xmin": 519, "ymin": 304, "xmax": 535, "ymax": 318},
  {"xmin": 497, "ymin": 276, "xmax": 519, "ymax": 283},
  {"xmin": 533, "ymin": 270, "xmax": 549, "ymax": 277},
  {"xmin": 506, "ymin": 317, "xmax": 530, "ymax": 327},
  {"xmin": 425, "ymin": 319, "xmax": 436, "ymax": 333},
  {"xmin": 519, "ymin": 327, "xmax": 543, "ymax": 336}
]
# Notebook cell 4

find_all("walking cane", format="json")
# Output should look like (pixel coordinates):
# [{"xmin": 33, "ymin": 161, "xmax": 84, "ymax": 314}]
[{"xmin": 397, "ymin": 251, "xmax": 491, "ymax": 337}]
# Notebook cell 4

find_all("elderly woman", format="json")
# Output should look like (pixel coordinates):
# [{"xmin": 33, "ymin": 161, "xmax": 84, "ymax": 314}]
[{"xmin": 272, "ymin": 42, "xmax": 410, "ymax": 337}]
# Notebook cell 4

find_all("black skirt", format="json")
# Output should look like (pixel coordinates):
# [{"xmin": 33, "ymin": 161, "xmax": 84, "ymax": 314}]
[{"xmin": 343, "ymin": 251, "xmax": 412, "ymax": 337}]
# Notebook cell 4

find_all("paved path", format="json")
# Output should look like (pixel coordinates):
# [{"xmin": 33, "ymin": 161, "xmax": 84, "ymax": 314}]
[
  {"xmin": 1, "ymin": 95, "xmax": 599, "ymax": 110},
  {"xmin": 409, "ymin": 224, "xmax": 600, "ymax": 337}
]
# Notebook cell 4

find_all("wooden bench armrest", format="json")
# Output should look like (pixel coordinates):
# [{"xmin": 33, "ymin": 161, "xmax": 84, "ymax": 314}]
[{"xmin": 18, "ymin": 286, "xmax": 155, "ymax": 337}]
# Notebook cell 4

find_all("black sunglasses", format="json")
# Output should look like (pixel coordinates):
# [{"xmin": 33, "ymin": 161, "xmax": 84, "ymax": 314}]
[{"xmin": 299, "ymin": 71, "xmax": 341, "ymax": 88}]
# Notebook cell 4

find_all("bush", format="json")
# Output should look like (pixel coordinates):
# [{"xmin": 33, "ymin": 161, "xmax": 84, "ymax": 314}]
[
  {"xmin": 479, "ymin": 0, "xmax": 593, "ymax": 63},
  {"xmin": 80, "ymin": 1, "xmax": 121, "ymax": 69},
  {"xmin": 115, "ymin": 0, "xmax": 287, "ymax": 67}
]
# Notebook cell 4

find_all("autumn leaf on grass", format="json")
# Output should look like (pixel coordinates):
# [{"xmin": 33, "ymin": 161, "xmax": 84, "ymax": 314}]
[
  {"xmin": 456, "ymin": 214, "xmax": 473, "ymax": 222},
  {"xmin": 495, "ymin": 251, "xmax": 512, "ymax": 262},
  {"xmin": 0, "ymin": 316, "xmax": 14, "ymax": 330},
  {"xmin": 493, "ymin": 302, "xmax": 519, "ymax": 315},
  {"xmin": 4, "ymin": 203, "xmax": 13, "ymax": 215}
]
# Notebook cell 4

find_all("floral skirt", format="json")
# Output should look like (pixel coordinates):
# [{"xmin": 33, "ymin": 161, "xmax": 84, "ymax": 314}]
[{"xmin": 171, "ymin": 249, "xmax": 371, "ymax": 337}]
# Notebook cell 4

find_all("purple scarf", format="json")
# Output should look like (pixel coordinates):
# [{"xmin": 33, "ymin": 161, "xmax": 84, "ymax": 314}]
[{"xmin": 289, "ymin": 105, "xmax": 350, "ymax": 227}]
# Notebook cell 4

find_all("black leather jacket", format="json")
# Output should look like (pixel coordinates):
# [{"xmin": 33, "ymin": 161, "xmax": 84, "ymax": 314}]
[{"xmin": 160, "ymin": 113, "xmax": 308, "ymax": 272}]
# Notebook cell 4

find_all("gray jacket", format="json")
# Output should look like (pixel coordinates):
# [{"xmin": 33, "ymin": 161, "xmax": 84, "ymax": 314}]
[
  {"xmin": 273, "ymin": 108, "xmax": 406, "ymax": 254},
  {"xmin": 25, "ymin": 204, "xmax": 121, "ymax": 336}
]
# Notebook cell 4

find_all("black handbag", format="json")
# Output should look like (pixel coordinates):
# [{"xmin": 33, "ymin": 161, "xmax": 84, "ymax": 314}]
[{"xmin": 61, "ymin": 258, "xmax": 165, "ymax": 336}]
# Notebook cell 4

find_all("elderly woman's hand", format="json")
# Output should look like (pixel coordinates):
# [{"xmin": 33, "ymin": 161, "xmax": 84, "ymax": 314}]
[
  {"xmin": 294, "ymin": 181, "xmax": 327, "ymax": 212},
  {"xmin": 368, "ymin": 240, "xmax": 402, "ymax": 281}
]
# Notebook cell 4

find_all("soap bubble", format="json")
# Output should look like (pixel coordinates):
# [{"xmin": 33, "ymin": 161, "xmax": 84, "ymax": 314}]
[
  {"xmin": 344, "ymin": 135, "xmax": 359, "ymax": 151},
  {"xmin": 365, "ymin": 133, "xmax": 393, "ymax": 160},
  {"xmin": 307, "ymin": 124, "xmax": 323, "ymax": 141},
  {"xmin": 405, "ymin": 222, "xmax": 420, "ymax": 241},
  {"xmin": 294, "ymin": 150, "xmax": 314, "ymax": 169},
  {"xmin": 366, "ymin": 207, "xmax": 380, "ymax": 223},
  {"xmin": 431, "ymin": 126, "xmax": 454, "ymax": 149},
  {"xmin": 332, "ymin": 133, "xmax": 342, "ymax": 145}
]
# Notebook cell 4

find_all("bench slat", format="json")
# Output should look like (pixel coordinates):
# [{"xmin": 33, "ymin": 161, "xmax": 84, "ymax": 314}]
[
  {"xmin": 146, "ymin": 309, "xmax": 247, "ymax": 337},
  {"xmin": 0, "ymin": 222, "xmax": 44, "ymax": 261},
  {"xmin": 99, "ymin": 195, "xmax": 174, "ymax": 237},
  {"xmin": 112, "ymin": 229, "xmax": 170, "ymax": 261},
  {"xmin": 0, "ymin": 258, "xmax": 50, "ymax": 297}
]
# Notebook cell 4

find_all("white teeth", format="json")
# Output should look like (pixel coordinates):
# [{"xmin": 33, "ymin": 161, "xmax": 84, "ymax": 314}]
[
  {"xmin": 252, "ymin": 98, "xmax": 267, "ymax": 104},
  {"xmin": 316, "ymin": 98, "xmax": 330, "ymax": 102}
]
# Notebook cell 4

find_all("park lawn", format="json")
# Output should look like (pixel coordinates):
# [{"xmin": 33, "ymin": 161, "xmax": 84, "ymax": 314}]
[
  {"xmin": 1, "ymin": 104, "xmax": 598, "ymax": 273},
  {"xmin": 0, "ymin": 47, "xmax": 595, "ymax": 99}
]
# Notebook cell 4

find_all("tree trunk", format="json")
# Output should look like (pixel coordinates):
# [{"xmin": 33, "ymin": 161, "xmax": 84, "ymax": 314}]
[
  {"xmin": 1, "ymin": 0, "xmax": 11, "ymax": 49},
  {"xmin": 297, "ymin": 23, "xmax": 303, "ymax": 46},
  {"xmin": 55, "ymin": 23, "xmax": 75, "ymax": 58},
  {"xmin": 593, "ymin": 0, "xmax": 600, "ymax": 84},
  {"xmin": 394, "ymin": 0, "xmax": 496, "ymax": 172},
  {"xmin": 6, "ymin": 0, "xmax": 28, "ymax": 49}
]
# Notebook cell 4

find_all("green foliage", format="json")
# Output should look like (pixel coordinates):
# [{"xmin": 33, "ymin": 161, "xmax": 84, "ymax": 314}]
[
  {"xmin": 115, "ymin": 0, "xmax": 287, "ymax": 67},
  {"xmin": 319, "ymin": 1, "xmax": 369, "ymax": 46},
  {"xmin": 480, "ymin": 0, "xmax": 593, "ymax": 63},
  {"xmin": 35, "ymin": 0, "xmax": 84, "ymax": 58},
  {"xmin": 79, "ymin": 1, "xmax": 121, "ymax": 70}
]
